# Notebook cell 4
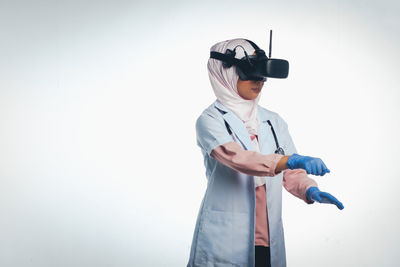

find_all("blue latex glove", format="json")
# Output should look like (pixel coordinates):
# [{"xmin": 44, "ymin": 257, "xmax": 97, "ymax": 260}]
[
  {"xmin": 287, "ymin": 153, "xmax": 330, "ymax": 176},
  {"xmin": 306, "ymin": 187, "xmax": 344, "ymax": 210}
]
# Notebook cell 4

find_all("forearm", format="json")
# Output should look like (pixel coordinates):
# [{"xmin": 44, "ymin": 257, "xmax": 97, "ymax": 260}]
[
  {"xmin": 283, "ymin": 169, "xmax": 318, "ymax": 204},
  {"xmin": 211, "ymin": 142, "xmax": 284, "ymax": 177}
]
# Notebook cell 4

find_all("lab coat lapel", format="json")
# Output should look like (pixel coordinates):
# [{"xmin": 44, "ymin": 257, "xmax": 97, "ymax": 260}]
[
  {"xmin": 256, "ymin": 108, "xmax": 277, "ymax": 155},
  {"xmin": 214, "ymin": 101, "xmax": 254, "ymax": 151},
  {"xmin": 257, "ymin": 108, "xmax": 279, "ymax": 195}
]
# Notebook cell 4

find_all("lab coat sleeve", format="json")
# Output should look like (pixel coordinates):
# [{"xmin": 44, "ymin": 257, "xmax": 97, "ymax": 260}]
[
  {"xmin": 277, "ymin": 114, "xmax": 318, "ymax": 204},
  {"xmin": 283, "ymin": 169, "xmax": 317, "ymax": 204},
  {"xmin": 195, "ymin": 113, "xmax": 236, "ymax": 156},
  {"xmin": 210, "ymin": 141, "xmax": 283, "ymax": 177}
]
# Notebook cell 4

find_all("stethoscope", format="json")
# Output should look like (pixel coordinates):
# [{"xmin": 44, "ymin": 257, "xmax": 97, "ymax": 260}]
[
  {"xmin": 266, "ymin": 120, "xmax": 285, "ymax": 155},
  {"xmin": 224, "ymin": 119, "xmax": 285, "ymax": 155}
]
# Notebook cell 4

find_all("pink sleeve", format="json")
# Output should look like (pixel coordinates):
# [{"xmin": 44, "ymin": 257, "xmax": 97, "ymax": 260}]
[
  {"xmin": 210, "ymin": 141, "xmax": 284, "ymax": 177},
  {"xmin": 282, "ymin": 169, "xmax": 318, "ymax": 204}
]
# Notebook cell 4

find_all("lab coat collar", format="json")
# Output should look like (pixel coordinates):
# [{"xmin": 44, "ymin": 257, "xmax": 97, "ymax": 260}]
[
  {"xmin": 214, "ymin": 100, "xmax": 259, "ymax": 151},
  {"xmin": 213, "ymin": 100, "xmax": 273, "ymax": 153}
]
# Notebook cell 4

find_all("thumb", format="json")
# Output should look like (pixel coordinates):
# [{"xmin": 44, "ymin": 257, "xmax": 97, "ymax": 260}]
[{"xmin": 312, "ymin": 192, "xmax": 322, "ymax": 202}]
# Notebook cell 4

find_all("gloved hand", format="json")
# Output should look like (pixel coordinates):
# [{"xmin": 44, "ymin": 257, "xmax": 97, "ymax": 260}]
[
  {"xmin": 287, "ymin": 153, "xmax": 330, "ymax": 176},
  {"xmin": 306, "ymin": 187, "xmax": 344, "ymax": 210}
]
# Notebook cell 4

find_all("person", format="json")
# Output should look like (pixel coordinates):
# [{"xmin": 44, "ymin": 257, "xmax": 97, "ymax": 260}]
[{"xmin": 186, "ymin": 38, "xmax": 344, "ymax": 267}]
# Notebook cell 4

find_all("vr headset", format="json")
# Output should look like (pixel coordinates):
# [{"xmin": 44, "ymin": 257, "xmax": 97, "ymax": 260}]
[{"xmin": 209, "ymin": 30, "xmax": 289, "ymax": 81}]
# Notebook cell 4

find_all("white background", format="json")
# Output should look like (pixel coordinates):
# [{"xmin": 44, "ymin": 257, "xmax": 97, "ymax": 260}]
[{"xmin": 1, "ymin": 0, "xmax": 399, "ymax": 266}]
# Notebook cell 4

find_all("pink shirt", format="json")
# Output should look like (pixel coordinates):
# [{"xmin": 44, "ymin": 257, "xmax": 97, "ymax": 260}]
[{"xmin": 210, "ymin": 139, "xmax": 317, "ymax": 247}]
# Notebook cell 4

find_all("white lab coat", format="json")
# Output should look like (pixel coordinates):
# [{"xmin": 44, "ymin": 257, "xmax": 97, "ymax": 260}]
[{"xmin": 187, "ymin": 100, "xmax": 298, "ymax": 267}]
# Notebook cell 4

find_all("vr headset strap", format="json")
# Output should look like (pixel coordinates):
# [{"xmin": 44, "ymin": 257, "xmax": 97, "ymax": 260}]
[
  {"xmin": 210, "ymin": 51, "xmax": 240, "ymax": 63},
  {"xmin": 210, "ymin": 39, "xmax": 263, "ymax": 64},
  {"xmin": 244, "ymin": 39, "xmax": 260, "ymax": 51}
]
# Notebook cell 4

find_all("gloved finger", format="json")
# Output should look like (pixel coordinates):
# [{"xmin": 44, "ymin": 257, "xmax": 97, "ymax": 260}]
[
  {"xmin": 327, "ymin": 194, "xmax": 344, "ymax": 210},
  {"xmin": 305, "ymin": 162, "xmax": 311, "ymax": 174},
  {"xmin": 317, "ymin": 161, "xmax": 325, "ymax": 176},
  {"xmin": 311, "ymin": 161, "xmax": 317, "ymax": 175},
  {"xmin": 320, "ymin": 192, "xmax": 343, "ymax": 210},
  {"xmin": 320, "ymin": 161, "xmax": 329, "ymax": 176},
  {"xmin": 336, "ymin": 201, "xmax": 344, "ymax": 210},
  {"xmin": 312, "ymin": 192, "xmax": 322, "ymax": 202},
  {"xmin": 326, "ymin": 195, "xmax": 344, "ymax": 210},
  {"xmin": 314, "ymin": 160, "xmax": 322, "ymax": 175},
  {"xmin": 314, "ymin": 164, "xmax": 319, "ymax": 176},
  {"xmin": 319, "ymin": 192, "xmax": 335, "ymax": 203}
]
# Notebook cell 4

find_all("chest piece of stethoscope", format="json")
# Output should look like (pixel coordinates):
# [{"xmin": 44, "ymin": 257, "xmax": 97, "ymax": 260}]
[
  {"xmin": 267, "ymin": 120, "xmax": 285, "ymax": 155},
  {"xmin": 275, "ymin": 147, "xmax": 285, "ymax": 155}
]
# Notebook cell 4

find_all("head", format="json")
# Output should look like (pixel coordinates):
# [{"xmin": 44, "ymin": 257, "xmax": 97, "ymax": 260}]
[{"xmin": 207, "ymin": 39, "xmax": 264, "ymax": 103}]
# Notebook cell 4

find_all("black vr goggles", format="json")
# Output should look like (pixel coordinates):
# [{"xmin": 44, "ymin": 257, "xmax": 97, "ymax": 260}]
[{"xmin": 210, "ymin": 30, "xmax": 289, "ymax": 81}]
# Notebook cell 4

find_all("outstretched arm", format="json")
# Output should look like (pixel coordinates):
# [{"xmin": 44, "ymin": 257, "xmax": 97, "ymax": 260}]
[
  {"xmin": 211, "ymin": 141, "xmax": 331, "ymax": 178},
  {"xmin": 211, "ymin": 141, "xmax": 284, "ymax": 177}
]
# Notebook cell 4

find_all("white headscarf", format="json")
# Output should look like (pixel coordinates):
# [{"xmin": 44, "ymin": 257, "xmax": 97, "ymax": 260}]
[
  {"xmin": 207, "ymin": 38, "xmax": 262, "ymax": 136},
  {"xmin": 207, "ymin": 38, "xmax": 266, "ymax": 187}
]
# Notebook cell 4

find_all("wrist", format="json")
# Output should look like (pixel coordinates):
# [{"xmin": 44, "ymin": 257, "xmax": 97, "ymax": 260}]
[
  {"xmin": 286, "ymin": 153, "xmax": 300, "ymax": 169},
  {"xmin": 275, "ymin": 156, "xmax": 289, "ymax": 174}
]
